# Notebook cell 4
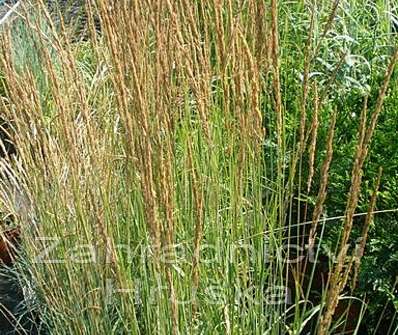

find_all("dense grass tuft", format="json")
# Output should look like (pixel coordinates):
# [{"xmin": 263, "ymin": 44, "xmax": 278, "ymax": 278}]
[{"xmin": 0, "ymin": 1, "xmax": 397, "ymax": 334}]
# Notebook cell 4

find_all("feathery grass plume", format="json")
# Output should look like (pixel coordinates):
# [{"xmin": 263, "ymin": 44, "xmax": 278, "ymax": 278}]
[
  {"xmin": 100, "ymin": 0, "xmax": 163, "ymax": 257},
  {"xmin": 97, "ymin": 2, "xmax": 183, "ymax": 332},
  {"xmin": 284, "ymin": 1, "xmax": 343, "ymax": 226},
  {"xmin": 307, "ymin": 111, "xmax": 337, "ymax": 252},
  {"xmin": 318, "ymin": 48, "xmax": 398, "ymax": 335},
  {"xmin": 351, "ymin": 167, "xmax": 383, "ymax": 289},
  {"xmin": 269, "ymin": 2, "xmax": 286, "ymax": 282},
  {"xmin": 314, "ymin": 0, "xmax": 341, "ymax": 57},
  {"xmin": 299, "ymin": 4, "xmax": 315, "ymax": 154},
  {"xmin": 252, "ymin": 1, "xmax": 269, "ymax": 73},
  {"xmin": 284, "ymin": 3, "xmax": 315, "ymax": 209},
  {"xmin": 0, "ymin": 0, "xmax": 397, "ymax": 333},
  {"xmin": 305, "ymin": 84, "xmax": 319, "ymax": 200},
  {"xmin": 270, "ymin": 0, "xmax": 283, "ymax": 168}
]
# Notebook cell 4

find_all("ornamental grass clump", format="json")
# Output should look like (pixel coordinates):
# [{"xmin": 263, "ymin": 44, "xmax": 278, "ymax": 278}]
[{"xmin": 0, "ymin": 1, "xmax": 397, "ymax": 334}]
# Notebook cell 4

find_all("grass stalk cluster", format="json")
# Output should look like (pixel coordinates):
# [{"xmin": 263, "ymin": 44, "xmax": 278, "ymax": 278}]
[{"xmin": 0, "ymin": 1, "xmax": 397, "ymax": 334}]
